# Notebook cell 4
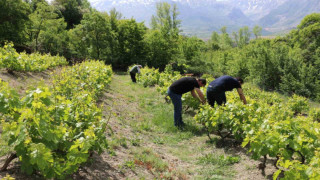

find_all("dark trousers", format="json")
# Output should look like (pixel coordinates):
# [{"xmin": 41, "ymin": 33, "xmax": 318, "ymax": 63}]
[
  {"xmin": 206, "ymin": 86, "xmax": 226, "ymax": 107},
  {"xmin": 167, "ymin": 88, "xmax": 183, "ymax": 126},
  {"xmin": 130, "ymin": 72, "xmax": 136, "ymax": 83}
]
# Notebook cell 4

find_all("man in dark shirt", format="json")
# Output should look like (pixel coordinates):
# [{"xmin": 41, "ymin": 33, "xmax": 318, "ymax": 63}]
[
  {"xmin": 207, "ymin": 75, "xmax": 247, "ymax": 107},
  {"xmin": 167, "ymin": 77, "xmax": 206, "ymax": 127}
]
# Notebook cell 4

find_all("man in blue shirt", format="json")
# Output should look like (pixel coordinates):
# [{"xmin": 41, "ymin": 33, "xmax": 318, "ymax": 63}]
[
  {"xmin": 168, "ymin": 77, "xmax": 206, "ymax": 127},
  {"xmin": 207, "ymin": 75, "xmax": 247, "ymax": 107}
]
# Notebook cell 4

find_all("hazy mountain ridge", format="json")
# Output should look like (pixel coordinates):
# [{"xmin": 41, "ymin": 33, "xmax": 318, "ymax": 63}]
[
  {"xmin": 227, "ymin": 0, "xmax": 288, "ymax": 20},
  {"xmin": 88, "ymin": 0, "xmax": 320, "ymax": 37},
  {"xmin": 259, "ymin": 0, "xmax": 320, "ymax": 32}
]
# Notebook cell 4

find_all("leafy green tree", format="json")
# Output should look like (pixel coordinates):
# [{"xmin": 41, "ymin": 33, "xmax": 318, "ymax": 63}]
[
  {"xmin": 68, "ymin": 23, "xmax": 88, "ymax": 59},
  {"xmin": 53, "ymin": 0, "xmax": 91, "ymax": 29},
  {"xmin": 232, "ymin": 31, "xmax": 239, "ymax": 47},
  {"xmin": 28, "ymin": 2, "xmax": 66, "ymax": 53},
  {"xmin": 233, "ymin": 26, "xmax": 251, "ymax": 48},
  {"xmin": 239, "ymin": 26, "xmax": 251, "ymax": 47},
  {"xmin": 147, "ymin": 2, "xmax": 181, "ymax": 70},
  {"xmin": 116, "ymin": 19, "xmax": 147, "ymax": 69},
  {"xmin": 37, "ymin": 18, "xmax": 67, "ymax": 55},
  {"xmin": 180, "ymin": 36, "xmax": 207, "ymax": 73},
  {"xmin": 69, "ymin": 11, "xmax": 112, "ymax": 60},
  {"xmin": 0, "ymin": 0, "xmax": 31, "ymax": 45},
  {"xmin": 107, "ymin": 8, "xmax": 121, "ymax": 66},
  {"xmin": 208, "ymin": 31, "xmax": 220, "ymax": 50},
  {"xmin": 219, "ymin": 26, "xmax": 233, "ymax": 50},
  {"xmin": 253, "ymin": 25, "xmax": 262, "ymax": 39},
  {"xmin": 29, "ymin": 0, "xmax": 47, "ymax": 12}
]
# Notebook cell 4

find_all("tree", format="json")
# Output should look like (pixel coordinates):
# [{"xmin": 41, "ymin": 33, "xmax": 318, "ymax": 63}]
[
  {"xmin": 147, "ymin": 2, "xmax": 182, "ymax": 70},
  {"xmin": 253, "ymin": 25, "xmax": 262, "ymax": 39},
  {"xmin": 107, "ymin": 8, "xmax": 122, "ymax": 66},
  {"xmin": 29, "ymin": 0, "xmax": 47, "ymax": 12},
  {"xmin": 239, "ymin": 26, "xmax": 251, "ymax": 47},
  {"xmin": 116, "ymin": 19, "xmax": 147, "ymax": 69},
  {"xmin": 69, "ymin": 11, "xmax": 112, "ymax": 60},
  {"xmin": 219, "ymin": 26, "xmax": 233, "ymax": 50},
  {"xmin": 0, "ymin": 0, "xmax": 31, "ymax": 45},
  {"xmin": 181, "ymin": 36, "xmax": 206, "ymax": 73},
  {"xmin": 28, "ymin": 2, "xmax": 65, "ymax": 53},
  {"xmin": 232, "ymin": 26, "xmax": 251, "ymax": 48},
  {"xmin": 53, "ymin": 0, "xmax": 91, "ymax": 29},
  {"xmin": 208, "ymin": 31, "xmax": 220, "ymax": 50}
]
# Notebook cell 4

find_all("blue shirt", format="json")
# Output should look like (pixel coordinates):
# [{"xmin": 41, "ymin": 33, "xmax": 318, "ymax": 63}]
[{"xmin": 209, "ymin": 75, "xmax": 241, "ymax": 92}]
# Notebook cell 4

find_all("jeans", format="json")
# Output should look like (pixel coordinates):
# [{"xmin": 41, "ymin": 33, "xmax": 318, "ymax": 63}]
[
  {"xmin": 130, "ymin": 72, "xmax": 136, "ymax": 82},
  {"xmin": 167, "ymin": 88, "xmax": 183, "ymax": 126},
  {"xmin": 206, "ymin": 86, "xmax": 226, "ymax": 107}
]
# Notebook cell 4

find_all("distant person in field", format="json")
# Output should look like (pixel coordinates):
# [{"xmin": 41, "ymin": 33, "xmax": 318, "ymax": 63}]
[
  {"xmin": 167, "ymin": 77, "xmax": 206, "ymax": 127},
  {"xmin": 207, "ymin": 75, "xmax": 247, "ymax": 107},
  {"xmin": 129, "ymin": 65, "xmax": 142, "ymax": 83}
]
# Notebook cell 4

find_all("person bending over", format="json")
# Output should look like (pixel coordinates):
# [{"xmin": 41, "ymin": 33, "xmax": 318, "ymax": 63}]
[
  {"xmin": 129, "ymin": 65, "xmax": 142, "ymax": 83},
  {"xmin": 167, "ymin": 77, "xmax": 206, "ymax": 127},
  {"xmin": 207, "ymin": 75, "xmax": 247, "ymax": 107}
]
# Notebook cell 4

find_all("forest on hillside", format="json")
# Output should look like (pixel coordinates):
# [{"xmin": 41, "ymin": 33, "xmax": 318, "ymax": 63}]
[{"xmin": 1, "ymin": 0, "xmax": 320, "ymax": 100}]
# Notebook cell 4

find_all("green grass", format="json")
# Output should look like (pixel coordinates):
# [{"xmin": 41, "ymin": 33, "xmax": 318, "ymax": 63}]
[
  {"xmin": 133, "ymin": 148, "xmax": 168, "ymax": 172},
  {"xmin": 109, "ymin": 73, "xmax": 240, "ymax": 179}
]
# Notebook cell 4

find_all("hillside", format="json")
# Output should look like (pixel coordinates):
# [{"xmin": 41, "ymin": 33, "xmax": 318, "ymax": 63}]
[
  {"xmin": 0, "ymin": 69, "xmax": 277, "ymax": 179},
  {"xmin": 87, "ymin": 0, "xmax": 320, "ymax": 38},
  {"xmin": 258, "ymin": 0, "xmax": 320, "ymax": 32}
]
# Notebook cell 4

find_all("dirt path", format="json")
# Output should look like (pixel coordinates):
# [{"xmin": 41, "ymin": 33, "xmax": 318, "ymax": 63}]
[{"xmin": 0, "ymin": 71, "xmax": 276, "ymax": 179}]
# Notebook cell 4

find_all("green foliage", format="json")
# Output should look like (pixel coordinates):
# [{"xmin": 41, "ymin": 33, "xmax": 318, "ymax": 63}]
[
  {"xmin": 180, "ymin": 36, "xmax": 207, "ymax": 73},
  {"xmin": 28, "ymin": 2, "xmax": 67, "ymax": 54},
  {"xmin": 115, "ymin": 19, "xmax": 147, "ymax": 69},
  {"xmin": 198, "ymin": 154, "xmax": 240, "ymax": 166},
  {"xmin": 202, "ymin": 13, "xmax": 320, "ymax": 100},
  {"xmin": 0, "ymin": 43, "xmax": 68, "ymax": 72},
  {"xmin": 194, "ymin": 84, "xmax": 320, "ymax": 180},
  {"xmin": 252, "ymin": 25, "xmax": 262, "ymax": 39},
  {"xmin": 309, "ymin": 108, "xmax": 320, "ymax": 122},
  {"xmin": 274, "ymin": 153, "xmax": 320, "ymax": 180},
  {"xmin": 1, "ymin": 60, "xmax": 113, "ymax": 179},
  {"xmin": 288, "ymin": 94, "xmax": 310, "ymax": 114},
  {"xmin": 53, "ymin": 0, "xmax": 91, "ymax": 29},
  {"xmin": 0, "ymin": 0, "xmax": 31, "ymax": 44},
  {"xmin": 147, "ymin": 2, "xmax": 181, "ymax": 70}
]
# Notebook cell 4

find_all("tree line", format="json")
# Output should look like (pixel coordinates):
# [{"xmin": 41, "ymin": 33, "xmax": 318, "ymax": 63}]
[
  {"xmin": 204, "ymin": 13, "xmax": 320, "ymax": 100},
  {"xmin": 1, "ymin": 0, "xmax": 183, "ymax": 70},
  {"xmin": 1, "ymin": 0, "xmax": 320, "ymax": 100}
]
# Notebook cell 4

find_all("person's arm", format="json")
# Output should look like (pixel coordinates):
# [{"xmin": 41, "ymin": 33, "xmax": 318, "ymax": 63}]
[
  {"xmin": 237, "ymin": 88, "xmax": 247, "ymax": 105},
  {"xmin": 195, "ymin": 88, "xmax": 206, "ymax": 104},
  {"xmin": 191, "ymin": 88, "xmax": 206, "ymax": 104},
  {"xmin": 191, "ymin": 89, "xmax": 198, "ymax": 99},
  {"xmin": 137, "ymin": 67, "xmax": 141, "ymax": 74}
]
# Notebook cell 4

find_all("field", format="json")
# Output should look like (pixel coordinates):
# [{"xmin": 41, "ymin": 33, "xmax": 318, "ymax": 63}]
[
  {"xmin": 1, "ymin": 2, "xmax": 320, "ymax": 179},
  {"xmin": 0, "ymin": 67, "xmax": 282, "ymax": 180}
]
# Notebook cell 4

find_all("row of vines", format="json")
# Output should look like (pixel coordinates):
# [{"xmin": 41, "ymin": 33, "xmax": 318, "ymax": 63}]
[
  {"xmin": 136, "ymin": 66, "xmax": 320, "ymax": 179},
  {"xmin": 0, "ymin": 43, "xmax": 68, "ymax": 73},
  {"xmin": 0, "ymin": 60, "xmax": 112, "ymax": 179}
]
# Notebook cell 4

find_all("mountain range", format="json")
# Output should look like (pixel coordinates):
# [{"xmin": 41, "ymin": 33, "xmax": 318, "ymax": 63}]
[{"xmin": 88, "ymin": 0, "xmax": 320, "ymax": 38}]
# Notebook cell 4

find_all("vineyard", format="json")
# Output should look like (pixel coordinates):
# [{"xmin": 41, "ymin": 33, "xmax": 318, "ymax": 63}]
[
  {"xmin": 0, "ymin": 47, "xmax": 320, "ymax": 179},
  {"xmin": 1, "ymin": 0, "xmax": 320, "ymax": 179},
  {"xmin": 0, "ymin": 47, "xmax": 112, "ymax": 179},
  {"xmin": 0, "ymin": 43, "xmax": 68, "ymax": 73},
  {"xmin": 136, "ymin": 66, "xmax": 320, "ymax": 180}
]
